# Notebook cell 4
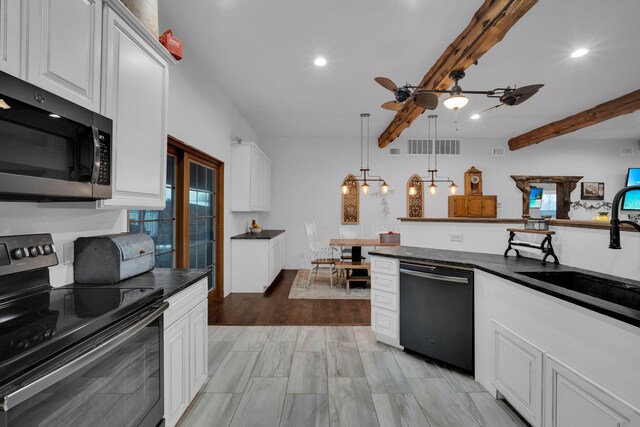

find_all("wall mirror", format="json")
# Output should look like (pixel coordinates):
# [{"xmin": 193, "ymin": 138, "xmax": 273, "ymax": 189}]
[{"xmin": 511, "ymin": 175, "xmax": 583, "ymax": 220}]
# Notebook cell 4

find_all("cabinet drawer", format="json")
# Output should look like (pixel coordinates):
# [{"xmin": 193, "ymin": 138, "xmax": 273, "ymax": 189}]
[
  {"xmin": 371, "ymin": 289, "xmax": 398, "ymax": 311},
  {"xmin": 164, "ymin": 279, "xmax": 207, "ymax": 327},
  {"xmin": 371, "ymin": 306, "xmax": 398, "ymax": 340},
  {"xmin": 371, "ymin": 273, "xmax": 398, "ymax": 294},
  {"xmin": 371, "ymin": 257, "xmax": 399, "ymax": 276}
]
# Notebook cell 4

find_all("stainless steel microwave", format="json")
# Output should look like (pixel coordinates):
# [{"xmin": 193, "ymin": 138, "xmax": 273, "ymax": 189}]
[{"xmin": 0, "ymin": 70, "xmax": 112, "ymax": 201}]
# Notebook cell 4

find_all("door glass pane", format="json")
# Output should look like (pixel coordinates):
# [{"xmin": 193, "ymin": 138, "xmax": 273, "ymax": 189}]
[
  {"xmin": 188, "ymin": 161, "xmax": 216, "ymax": 291},
  {"xmin": 128, "ymin": 155, "xmax": 176, "ymax": 268}
]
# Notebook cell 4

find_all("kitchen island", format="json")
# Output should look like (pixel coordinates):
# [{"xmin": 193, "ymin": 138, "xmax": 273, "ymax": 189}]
[{"xmin": 369, "ymin": 246, "xmax": 640, "ymax": 427}]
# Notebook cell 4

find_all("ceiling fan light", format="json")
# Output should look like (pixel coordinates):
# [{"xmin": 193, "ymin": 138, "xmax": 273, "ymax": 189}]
[{"xmin": 443, "ymin": 93, "xmax": 468, "ymax": 111}]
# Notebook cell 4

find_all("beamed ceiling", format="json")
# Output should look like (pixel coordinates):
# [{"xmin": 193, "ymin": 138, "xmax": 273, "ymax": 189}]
[{"xmin": 159, "ymin": 0, "xmax": 640, "ymax": 144}]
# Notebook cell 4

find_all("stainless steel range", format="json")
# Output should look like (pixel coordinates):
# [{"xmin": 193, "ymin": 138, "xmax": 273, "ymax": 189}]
[{"xmin": 0, "ymin": 234, "xmax": 167, "ymax": 427}]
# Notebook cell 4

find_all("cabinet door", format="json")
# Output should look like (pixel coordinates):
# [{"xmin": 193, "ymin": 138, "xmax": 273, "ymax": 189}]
[
  {"xmin": 491, "ymin": 321, "xmax": 543, "ymax": 427},
  {"xmin": 189, "ymin": 300, "xmax": 208, "ymax": 399},
  {"xmin": 0, "ymin": 0, "xmax": 21, "ymax": 77},
  {"xmin": 249, "ymin": 147, "xmax": 262, "ymax": 210},
  {"xmin": 467, "ymin": 196, "xmax": 484, "ymax": 217},
  {"xmin": 544, "ymin": 355, "xmax": 640, "ymax": 427},
  {"xmin": 482, "ymin": 196, "xmax": 497, "ymax": 218},
  {"xmin": 263, "ymin": 156, "xmax": 271, "ymax": 211},
  {"xmin": 26, "ymin": 0, "xmax": 102, "ymax": 111},
  {"xmin": 448, "ymin": 196, "xmax": 467, "ymax": 217},
  {"xmin": 164, "ymin": 315, "xmax": 190, "ymax": 427},
  {"xmin": 100, "ymin": 6, "xmax": 168, "ymax": 208},
  {"xmin": 371, "ymin": 306, "xmax": 398, "ymax": 340}
]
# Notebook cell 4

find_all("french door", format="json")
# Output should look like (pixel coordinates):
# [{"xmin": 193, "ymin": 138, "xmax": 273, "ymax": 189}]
[{"xmin": 129, "ymin": 136, "xmax": 224, "ymax": 299}]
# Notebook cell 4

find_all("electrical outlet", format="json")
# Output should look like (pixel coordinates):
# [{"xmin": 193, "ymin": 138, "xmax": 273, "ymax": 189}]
[
  {"xmin": 63, "ymin": 242, "xmax": 74, "ymax": 265},
  {"xmin": 450, "ymin": 233, "xmax": 464, "ymax": 242}
]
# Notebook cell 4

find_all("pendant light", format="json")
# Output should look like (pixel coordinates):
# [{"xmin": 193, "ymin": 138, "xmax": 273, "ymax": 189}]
[
  {"xmin": 408, "ymin": 115, "xmax": 458, "ymax": 196},
  {"xmin": 342, "ymin": 113, "xmax": 389, "ymax": 195}
]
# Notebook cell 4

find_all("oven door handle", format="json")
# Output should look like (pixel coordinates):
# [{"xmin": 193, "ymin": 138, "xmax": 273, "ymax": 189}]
[
  {"xmin": 1, "ymin": 301, "xmax": 168, "ymax": 411},
  {"xmin": 400, "ymin": 268, "xmax": 469, "ymax": 284}
]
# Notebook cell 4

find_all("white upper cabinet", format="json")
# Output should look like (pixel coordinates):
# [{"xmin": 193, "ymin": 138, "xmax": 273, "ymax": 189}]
[
  {"xmin": 0, "ymin": 0, "xmax": 21, "ymax": 77},
  {"xmin": 99, "ymin": 4, "xmax": 169, "ymax": 209},
  {"xmin": 25, "ymin": 0, "xmax": 102, "ymax": 111},
  {"xmin": 231, "ymin": 142, "xmax": 272, "ymax": 211}
]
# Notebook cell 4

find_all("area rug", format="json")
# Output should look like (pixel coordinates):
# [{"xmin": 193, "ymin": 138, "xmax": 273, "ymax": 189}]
[{"xmin": 288, "ymin": 269, "xmax": 371, "ymax": 300}]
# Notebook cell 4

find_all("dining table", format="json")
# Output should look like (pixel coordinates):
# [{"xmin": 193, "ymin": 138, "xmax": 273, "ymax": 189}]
[{"xmin": 329, "ymin": 238, "xmax": 400, "ymax": 262}]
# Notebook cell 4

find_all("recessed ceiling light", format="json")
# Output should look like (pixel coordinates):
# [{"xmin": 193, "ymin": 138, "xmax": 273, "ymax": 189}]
[
  {"xmin": 49, "ymin": 113, "xmax": 61, "ymax": 118},
  {"xmin": 314, "ymin": 57, "xmax": 327, "ymax": 67},
  {"xmin": 570, "ymin": 48, "xmax": 589, "ymax": 58},
  {"xmin": 470, "ymin": 114, "xmax": 480, "ymax": 120}
]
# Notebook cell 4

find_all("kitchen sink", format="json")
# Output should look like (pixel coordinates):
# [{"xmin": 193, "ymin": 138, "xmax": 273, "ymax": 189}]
[{"xmin": 517, "ymin": 271, "xmax": 640, "ymax": 310}]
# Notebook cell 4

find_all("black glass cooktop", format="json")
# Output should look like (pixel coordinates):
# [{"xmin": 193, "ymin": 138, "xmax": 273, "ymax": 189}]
[{"xmin": 0, "ymin": 285, "xmax": 163, "ymax": 385}]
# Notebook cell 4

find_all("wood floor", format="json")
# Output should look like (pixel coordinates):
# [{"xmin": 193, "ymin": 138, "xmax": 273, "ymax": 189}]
[{"xmin": 208, "ymin": 270, "xmax": 371, "ymax": 326}]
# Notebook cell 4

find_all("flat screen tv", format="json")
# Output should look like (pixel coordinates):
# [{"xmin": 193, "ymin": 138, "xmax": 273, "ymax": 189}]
[
  {"xmin": 529, "ymin": 187, "xmax": 543, "ymax": 209},
  {"xmin": 622, "ymin": 168, "xmax": 640, "ymax": 210}
]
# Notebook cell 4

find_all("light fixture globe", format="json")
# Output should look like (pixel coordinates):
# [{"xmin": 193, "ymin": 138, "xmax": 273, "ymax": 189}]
[
  {"xmin": 408, "ymin": 186, "xmax": 417, "ymax": 196},
  {"xmin": 361, "ymin": 182, "xmax": 370, "ymax": 194},
  {"xmin": 443, "ymin": 92, "xmax": 469, "ymax": 110},
  {"xmin": 449, "ymin": 182, "xmax": 458, "ymax": 194},
  {"xmin": 341, "ymin": 184, "xmax": 349, "ymax": 195},
  {"xmin": 428, "ymin": 182, "xmax": 438, "ymax": 195},
  {"xmin": 381, "ymin": 182, "xmax": 389, "ymax": 194}
]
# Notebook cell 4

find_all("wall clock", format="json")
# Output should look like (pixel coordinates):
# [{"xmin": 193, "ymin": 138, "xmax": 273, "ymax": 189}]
[{"xmin": 465, "ymin": 166, "xmax": 483, "ymax": 195}]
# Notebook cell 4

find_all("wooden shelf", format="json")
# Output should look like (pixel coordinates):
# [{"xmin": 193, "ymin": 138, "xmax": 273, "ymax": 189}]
[
  {"xmin": 507, "ymin": 228, "xmax": 555, "ymax": 235},
  {"xmin": 398, "ymin": 217, "xmax": 639, "ymax": 232}
]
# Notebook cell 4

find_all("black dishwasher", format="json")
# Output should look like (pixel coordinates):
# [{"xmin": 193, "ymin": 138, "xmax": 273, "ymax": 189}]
[{"xmin": 399, "ymin": 262, "xmax": 474, "ymax": 373}]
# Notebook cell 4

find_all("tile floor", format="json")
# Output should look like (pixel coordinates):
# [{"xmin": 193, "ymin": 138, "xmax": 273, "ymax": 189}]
[{"xmin": 178, "ymin": 325, "xmax": 529, "ymax": 427}]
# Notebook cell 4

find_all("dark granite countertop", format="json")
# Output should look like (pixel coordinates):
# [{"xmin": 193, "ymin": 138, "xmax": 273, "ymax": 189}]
[
  {"xmin": 231, "ymin": 230, "xmax": 285, "ymax": 240},
  {"xmin": 369, "ymin": 246, "xmax": 640, "ymax": 328},
  {"xmin": 65, "ymin": 268, "xmax": 210, "ymax": 300}
]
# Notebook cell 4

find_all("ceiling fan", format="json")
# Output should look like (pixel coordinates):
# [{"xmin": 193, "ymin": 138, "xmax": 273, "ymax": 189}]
[{"xmin": 375, "ymin": 70, "xmax": 543, "ymax": 113}]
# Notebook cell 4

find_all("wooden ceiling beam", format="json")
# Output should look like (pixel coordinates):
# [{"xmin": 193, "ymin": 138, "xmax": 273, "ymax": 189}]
[
  {"xmin": 378, "ymin": 0, "xmax": 538, "ymax": 148},
  {"xmin": 508, "ymin": 90, "xmax": 640, "ymax": 150}
]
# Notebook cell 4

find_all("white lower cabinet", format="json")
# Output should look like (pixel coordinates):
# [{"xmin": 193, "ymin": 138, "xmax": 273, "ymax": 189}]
[
  {"xmin": 491, "ymin": 321, "xmax": 543, "ymax": 427},
  {"xmin": 544, "ymin": 355, "xmax": 640, "ymax": 427},
  {"xmin": 475, "ymin": 269, "xmax": 640, "ymax": 427},
  {"xmin": 163, "ymin": 279, "xmax": 208, "ymax": 427},
  {"xmin": 231, "ymin": 232, "xmax": 285, "ymax": 292},
  {"xmin": 370, "ymin": 256, "xmax": 401, "ymax": 348}
]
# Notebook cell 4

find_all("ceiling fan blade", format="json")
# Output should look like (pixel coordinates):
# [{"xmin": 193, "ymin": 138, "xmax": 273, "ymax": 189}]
[
  {"xmin": 375, "ymin": 77, "xmax": 398, "ymax": 92},
  {"xmin": 381, "ymin": 101, "xmax": 403, "ymax": 111},
  {"xmin": 500, "ymin": 84, "xmax": 544, "ymax": 106},
  {"xmin": 476, "ymin": 104, "xmax": 504, "ymax": 115},
  {"xmin": 413, "ymin": 92, "xmax": 438, "ymax": 110}
]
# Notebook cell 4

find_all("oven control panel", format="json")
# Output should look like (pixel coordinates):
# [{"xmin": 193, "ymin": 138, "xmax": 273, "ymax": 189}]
[{"xmin": 0, "ymin": 233, "xmax": 58, "ymax": 276}]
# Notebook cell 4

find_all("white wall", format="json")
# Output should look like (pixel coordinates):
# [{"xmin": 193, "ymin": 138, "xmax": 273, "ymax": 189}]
[
  {"xmin": 157, "ymin": 34, "xmax": 261, "ymax": 296},
  {"xmin": 261, "ymin": 135, "xmax": 639, "ymax": 275}
]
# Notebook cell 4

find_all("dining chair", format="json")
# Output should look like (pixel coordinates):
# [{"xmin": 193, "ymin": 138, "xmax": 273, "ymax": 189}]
[
  {"xmin": 338, "ymin": 225, "xmax": 364, "ymax": 262},
  {"xmin": 304, "ymin": 221, "xmax": 339, "ymax": 287}
]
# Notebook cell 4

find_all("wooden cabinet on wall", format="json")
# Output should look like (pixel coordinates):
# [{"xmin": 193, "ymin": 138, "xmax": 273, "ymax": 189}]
[
  {"xmin": 231, "ymin": 142, "xmax": 272, "ymax": 212},
  {"xmin": 448, "ymin": 195, "xmax": 497, "ymax": 218},
  {"xmin": 163, "ymin": 279, "xmax": 208, "ymax": 427},
  {"xmin": 99, "ymin": 1, "xmax": 174, "ymax": 209}
]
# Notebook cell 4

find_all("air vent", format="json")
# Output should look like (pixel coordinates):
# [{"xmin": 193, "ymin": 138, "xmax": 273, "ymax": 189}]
[
  {"xmin": 621, "ymin": 147, "xmax": 634, "ymax": 156},
  {"xmin": 407, "ymin": 139, "xmax": 461, "ymax": 156},
  {"xmin": 492, "ymin": 147, "xmax": 505, "ymax": 156},
  {"xmin": 389, "ymin": 147, "xmax": 401, "ymax": 156}
]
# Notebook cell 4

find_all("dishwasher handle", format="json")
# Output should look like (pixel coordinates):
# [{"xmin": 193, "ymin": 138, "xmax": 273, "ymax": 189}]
[{"xmin": 400, "ymin": 268, "xmax": 469, "ymax": 284}]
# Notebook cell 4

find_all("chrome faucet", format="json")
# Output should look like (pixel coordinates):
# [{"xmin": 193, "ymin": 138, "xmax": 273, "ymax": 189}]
[{"xmin": 609, "ymin": 185, "xmax": 640, "ymax": 249}]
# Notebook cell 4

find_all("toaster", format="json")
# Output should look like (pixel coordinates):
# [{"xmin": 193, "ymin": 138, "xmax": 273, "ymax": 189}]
[{"xmin": 74, "ymin": 233, "xmax": 155, "ymax": 283}]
